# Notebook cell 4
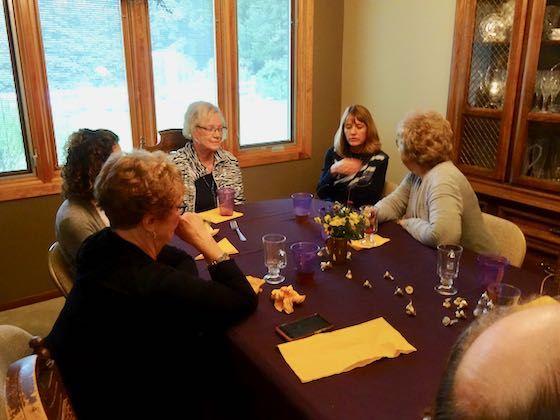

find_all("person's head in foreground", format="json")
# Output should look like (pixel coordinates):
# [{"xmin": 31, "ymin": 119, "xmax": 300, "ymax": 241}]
[
  {"xmin": 434, "ymin": 302, "xmax": 560, "ymax": 419},
  {"xmin": 334, "ymin": 104, "xmax": 381, "ymax": 156},
  {"xmin": 396, "ymin": 111, "xmax": 453, "ymax": 176},
  {"xmin": 62, "ymin": 128, "xmax": 120, "ymax": 201},
  {"xmin": 95, "ymin": 149, "xmax": 184, "ymax": 256}
]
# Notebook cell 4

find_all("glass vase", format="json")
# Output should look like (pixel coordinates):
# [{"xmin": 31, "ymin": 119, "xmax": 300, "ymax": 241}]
[{"xmin": 327, "ymin": 237, "xmax": 348, "ymax": 265}]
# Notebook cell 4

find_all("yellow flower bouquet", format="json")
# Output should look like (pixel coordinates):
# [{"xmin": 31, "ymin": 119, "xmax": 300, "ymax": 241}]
[{"xmin": 314, "ymin": 202, "xmax": 367, "ymax": 240}]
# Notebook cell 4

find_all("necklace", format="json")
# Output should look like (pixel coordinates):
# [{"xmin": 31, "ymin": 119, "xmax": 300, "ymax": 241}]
[{"xmin": 200, "ymin": 173, "xmax": 217, "ymax": 208}]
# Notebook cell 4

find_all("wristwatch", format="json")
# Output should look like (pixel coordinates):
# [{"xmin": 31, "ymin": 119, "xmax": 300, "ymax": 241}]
[{"xmin": 208, "ymin": 252, "xmax": 230, "ymax": 266}]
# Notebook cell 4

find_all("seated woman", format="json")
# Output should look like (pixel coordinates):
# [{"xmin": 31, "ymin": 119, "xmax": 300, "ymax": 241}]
[
  {"xmin": 55, "ymin": 128, "xmax": 120, "ymax": 274},
  {"xmin": 172, "ymin": 101, "xmax": 245, "ymax": 213},
  {"xmin": 316, "ymin": 104, "xmax": 388, "ymax": 208},
  {"xmin": 374, "ymin": 111, "xmax": 498, "ymax": 254},
  {"xmin": 45, "ymin": 150, "xmax": 257, "ymax": 419}
]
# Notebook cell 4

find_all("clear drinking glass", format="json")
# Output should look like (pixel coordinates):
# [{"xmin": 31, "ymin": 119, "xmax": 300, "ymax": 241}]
[
  {"xmin": 359, "ymin": 205, "xmax": 378, "ymax": 246},
  {"xmin": 533, "ymin": 70, "xmax": 545, "ymax": 111},
  {"xmin": 262, "ymin": 233, "xmax": 287, "ymax": 284},
  {"xmin": 484, "ymin": 67, "xmax": 506, "ymax": 108},
  {"xmin": 548, "ymin": 70, "xmax": 560, "ymax": 112},
  {"xmin": 435, "ymin": 244, "xmax": 463, "ymax": 296}
]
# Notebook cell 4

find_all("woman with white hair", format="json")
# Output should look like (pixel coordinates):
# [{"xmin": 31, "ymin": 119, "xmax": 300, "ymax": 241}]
[
  {"xmin": 374, "ymin": 111, "xmax": 497, "ymax": 254},
  {"xmin": 171, "ymin": 101, "xmax": 245, "ymax": 212}
]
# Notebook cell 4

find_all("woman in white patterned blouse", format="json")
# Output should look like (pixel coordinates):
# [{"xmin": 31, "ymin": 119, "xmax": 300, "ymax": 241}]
[{"xmin": 171, "ymin": 101, "xmax": 245, "ymax": 213}]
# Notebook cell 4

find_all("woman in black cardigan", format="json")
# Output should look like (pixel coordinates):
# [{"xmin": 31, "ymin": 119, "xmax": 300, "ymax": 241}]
[
  {"xmin": 45, "ymin": 150, "xmax": 258, "ymax": 419},
  {"xmin": 317, "ymin": 104, "xmax": 388, "ymax": 208}
]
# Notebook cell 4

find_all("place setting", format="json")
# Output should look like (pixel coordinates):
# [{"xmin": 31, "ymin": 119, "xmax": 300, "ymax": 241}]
[{"xmin": 194, "ymin": 187, "xmax": 247, "ymax": 259}]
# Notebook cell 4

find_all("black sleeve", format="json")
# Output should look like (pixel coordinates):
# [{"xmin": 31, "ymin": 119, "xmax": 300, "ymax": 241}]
[
  {"xmin": 157, "ymin": 245, "xmax": 198, "ymax": 274},
  {"xmin": 148, "ymin": 258, "xmax": 258, "ymax": 329},
  {"xmin": 316, "ymin": 148, "xmax": 341, "ymax": 201},
  {"xmin": 347, "ymin": 153, "xmax": 389, "ymax": 207}
]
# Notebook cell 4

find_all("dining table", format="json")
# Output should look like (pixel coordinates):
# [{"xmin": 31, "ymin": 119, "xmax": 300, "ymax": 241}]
[{"xmin": 171, "ymin": 198, "xmax": 543, "ymax": 420}]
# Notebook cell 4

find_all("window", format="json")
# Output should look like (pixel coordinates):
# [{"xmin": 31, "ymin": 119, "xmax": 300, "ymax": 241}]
[
  {"xmin": 149, "ymin": 0, "xmax": 218, "ymax": 131},
  {"xmin": 236, "ymin": 0, "xmax": 291, "ymax": 146},
  {"xmin": 0, "ymin": 0, "xmax": 313, "ymax": 201},
  {"xmin": 38, "ymin": 0, "xmax": 133, "ymax": 162},
  {"xmin": 0, "ymin": 0, "xmax": 29, "ymax": 175}
]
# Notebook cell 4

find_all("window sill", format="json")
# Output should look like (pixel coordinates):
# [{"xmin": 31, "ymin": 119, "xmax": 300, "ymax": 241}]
[
  {"xmin": 237, "ymin": 144, "xmax": 311, "ymax": 168},
  {"xmin": 0, "ymin": 175, "xmax": 62, "ymax": 202}
]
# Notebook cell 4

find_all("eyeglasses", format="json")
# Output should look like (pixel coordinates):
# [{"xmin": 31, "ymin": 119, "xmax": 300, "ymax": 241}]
[{"xmin": 196, "ymin": 125, "xmax": 228, "ymax": 138}]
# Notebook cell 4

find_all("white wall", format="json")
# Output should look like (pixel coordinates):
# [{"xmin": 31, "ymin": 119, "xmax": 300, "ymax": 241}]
[{"xmin": 341, "ymin": 0, "xmax": 456, "ymax": 183}]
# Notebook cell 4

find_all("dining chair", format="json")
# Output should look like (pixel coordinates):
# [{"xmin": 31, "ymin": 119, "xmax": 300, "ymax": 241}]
[
  {"xmin": 47, "ymin": 242, "xmax": 73, "ymax": 298},
  {"xmin": 539, "ymin": 254, "xmax": 560, "ymax": 295},
  {"xmin": 144, "ymin": 129, "xmax": 187, "ymax": 153},
  {"xmin": 6, "ymin": 337, "xmax": 76, "ymax": 420},
  {"xmin": 481, "ymin": 212, "xmax": 527, "ymax": 268},
  {"xmin": 382, "ymin": 180, "xmax": 398, "ymax": 197},
  {"xmin": 0, "ymin": 325, "xmax": 33, "ymax": 420}
]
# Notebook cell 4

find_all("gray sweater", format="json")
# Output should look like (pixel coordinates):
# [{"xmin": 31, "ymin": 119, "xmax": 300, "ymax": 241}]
[
  {"xmin": 55, "ymin": 199, "xmax": 107, "ymax": 275},
  {"xmin": 375, "ymin": 161, "xmax": 498, "ymax": 255}
]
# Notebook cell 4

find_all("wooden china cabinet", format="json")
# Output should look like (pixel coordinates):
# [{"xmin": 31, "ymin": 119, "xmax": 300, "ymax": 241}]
[{"xmin": 448, "ymin": 0, "xmax": 560, "ymax": 272}]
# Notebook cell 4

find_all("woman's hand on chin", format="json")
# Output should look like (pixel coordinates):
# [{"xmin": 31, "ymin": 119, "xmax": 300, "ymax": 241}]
[
  {"xmin": 176, "ymin": 213, "xmax": 223, "ymax": 260},
  {"xmin": 176, "ymin": 212, "xmax": 211, "ymax": 245}
]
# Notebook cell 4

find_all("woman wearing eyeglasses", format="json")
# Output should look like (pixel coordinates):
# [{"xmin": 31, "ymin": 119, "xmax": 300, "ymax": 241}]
[{"xmin": 171, "ymin": 101, "xmax": 245, "ymax": 213}]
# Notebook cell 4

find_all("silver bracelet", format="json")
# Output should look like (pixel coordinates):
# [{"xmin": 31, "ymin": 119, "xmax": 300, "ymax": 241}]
[{"xmin": 208, "ymin": 252, "xmax": 230, "ymax": 266}]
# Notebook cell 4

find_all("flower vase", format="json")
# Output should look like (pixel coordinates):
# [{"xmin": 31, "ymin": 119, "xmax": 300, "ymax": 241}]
[{"xmin": 327, "ymin": 237, "xmax": 348, "ymax": 265}]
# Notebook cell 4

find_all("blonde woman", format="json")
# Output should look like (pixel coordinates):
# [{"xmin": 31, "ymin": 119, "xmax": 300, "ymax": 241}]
[
  {"xmin": 172, "ymin": 101, "xmax": 245, "ymax": 212},
  {"xmin": 375, "ymin": 111, "xmax": 497, "ymax": 254},
  {"xmin": 316, "ymin": 104, "xmax": 388, "ymax": 207}
]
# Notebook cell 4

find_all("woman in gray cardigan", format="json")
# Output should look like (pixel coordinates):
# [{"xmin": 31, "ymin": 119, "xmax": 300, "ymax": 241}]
[
  {"xmin": 55, "ymin": 129, "xmax": 120, "ymax": 274},
  {"xmin": 375, "ymin": 111, "xmax": 497, "ymax": 255}
]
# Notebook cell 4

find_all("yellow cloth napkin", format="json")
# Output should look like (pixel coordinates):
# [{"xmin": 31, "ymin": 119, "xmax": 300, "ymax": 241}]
[
  {"xmin": 278, "ymin": 317, "xmax": 416, "ymax": 383},
  {"xmin": 197, "ymin": 207, "xmax": 244, "ymax": 224},
  {"xmin": 204, "ymin": 222, "xmax": 219, "ymax": 236},
  {"xmin": 516, "ymin": 295, "xmax": 559, "ymax": 310},
  {"xmin": 195, "ymin": 238, "xmax": 239, "ymax": 261},
  {"xmin": 246, "ymin": 276, "xmax": 265, "ymax": 294},
  {"xmin": 349, "ymin": 235, "xmax": 390, "ymax": 250}
]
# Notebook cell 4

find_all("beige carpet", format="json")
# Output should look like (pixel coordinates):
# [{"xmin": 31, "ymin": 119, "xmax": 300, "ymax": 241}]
[{"xmin": 0, "ymin": 297, "xmax": 64, "ymax": 338}]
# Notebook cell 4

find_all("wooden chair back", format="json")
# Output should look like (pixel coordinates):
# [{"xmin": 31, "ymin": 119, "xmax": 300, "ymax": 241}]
[
  {"xmin": 47, "ymin": 242, "xmax": 73, "ymax": 298},
  {"xmin": 0, "ymin": 326, "xmax": 33, "ymax": 420},
  {"xmin": 539, "ymin": 255, "xmax": 560, "ymax": 295},
  {"xmin": 144, "ymin": 129, "xmax": 187, "ymax": 153},
  {"xmin": 482, "ymin": 212, "xmax": 527, "ymax": 268},
  {"xmin": 382, "ymin": 180, "xmax": 398, "ymax": 197},
  {"xmin": 6, "ymin": 338, "xmax": 76, "ymax": 420}
]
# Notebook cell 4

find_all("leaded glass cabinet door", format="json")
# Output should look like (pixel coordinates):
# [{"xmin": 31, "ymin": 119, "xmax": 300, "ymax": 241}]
[
  {"xmin": 511, "ymin": 0, "xmax": 560, "ymax": 194},
  {"xmin": 448, "ymin": 0, "xmax": 527, "ymax": 181}
]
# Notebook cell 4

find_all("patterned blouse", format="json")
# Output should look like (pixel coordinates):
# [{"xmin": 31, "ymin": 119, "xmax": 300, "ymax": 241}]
[{"xmin": 171, "ymin": 140, "xmax": 245, "ymax": 213}]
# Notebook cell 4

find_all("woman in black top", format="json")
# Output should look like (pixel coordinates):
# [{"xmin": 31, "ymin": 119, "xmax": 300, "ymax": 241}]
[
  {"xmin": 317, "ymin": 104, "xmax": 388, "ymax": 208},
  {"xmin": 45, "ymin": 150, "xmax": 257, "ymax": 419}
]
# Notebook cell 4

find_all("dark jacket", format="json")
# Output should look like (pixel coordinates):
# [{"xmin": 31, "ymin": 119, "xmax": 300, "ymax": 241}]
[{"xmin": 45, "ymin": 228, "xmax": 257, "ymax": 419}]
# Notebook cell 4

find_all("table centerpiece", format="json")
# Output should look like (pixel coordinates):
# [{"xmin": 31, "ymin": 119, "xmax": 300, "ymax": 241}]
[{"xmin": 314, "ymin": 202, "xmax": 367, "ymax": 264}]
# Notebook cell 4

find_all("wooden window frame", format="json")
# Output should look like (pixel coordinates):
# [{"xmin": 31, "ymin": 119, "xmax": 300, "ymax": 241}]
[{"xmin": 0, "ymin": 0, "xmax": 313, "ymax": 202}]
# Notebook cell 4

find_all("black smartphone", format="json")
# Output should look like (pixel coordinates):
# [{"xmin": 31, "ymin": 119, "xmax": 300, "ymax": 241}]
[{"xmin": 275, "ymin": 313, "xmax": 333, "ymax": 341}]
